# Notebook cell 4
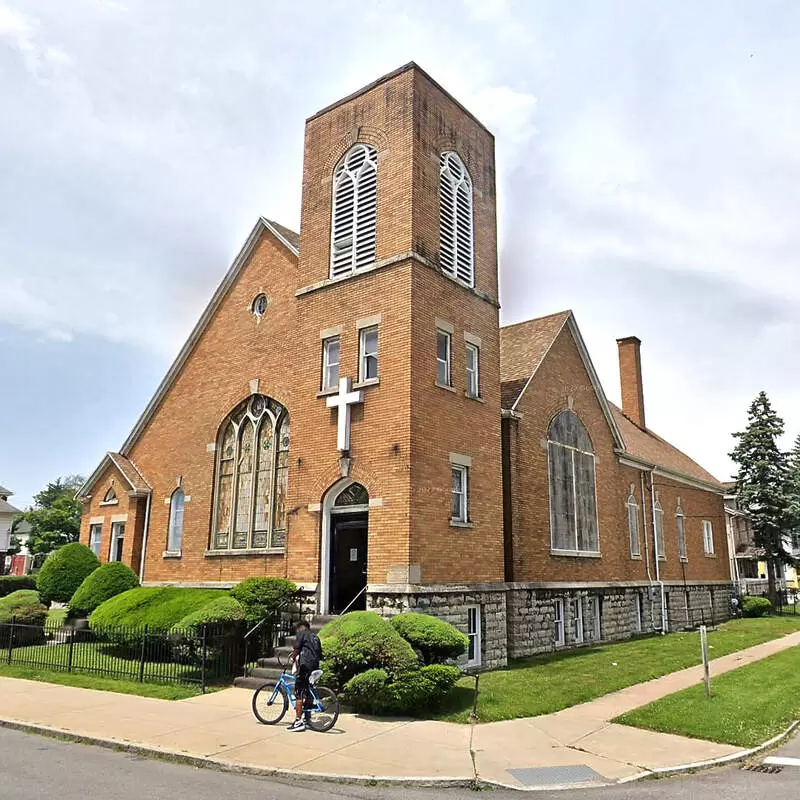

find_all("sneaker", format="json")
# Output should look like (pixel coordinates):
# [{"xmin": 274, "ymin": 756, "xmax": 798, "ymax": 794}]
[{"xmin": 287, "ymin": 719, "xmax": 306, "ymax": 732}]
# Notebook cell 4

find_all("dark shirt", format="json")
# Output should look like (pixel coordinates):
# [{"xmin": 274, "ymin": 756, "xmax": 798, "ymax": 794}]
[{"xmin": 294, "ymin": 629, "xmax": 322, "ymax": 669}]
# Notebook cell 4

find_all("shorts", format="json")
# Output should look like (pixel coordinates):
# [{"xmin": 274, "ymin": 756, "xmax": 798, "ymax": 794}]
[{"xmin": 295, "ymin": 664, "xmax": 314, "ymax": 707}]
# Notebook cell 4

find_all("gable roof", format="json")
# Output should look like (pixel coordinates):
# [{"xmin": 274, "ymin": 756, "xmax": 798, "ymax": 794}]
[
  {"xmin": 610, "ymin": 404, "xmax": 724, "ymax": 490},
  {"xmin": 115, "ymin": 217, "xmax": 298, "ymax": 461},
  {"xmin": 500, "ymin": 311, "xmax": 625, "ymax": 449},
  {"xmin": 0, "ymin": 486, "xmax": 11, "ymax": 497},
  {"xmin": 77, "ymin": 452, "xmax": 151, "ymax": 499},
  {"xmin": 0, "ymin": 498, "xmax": 21, "ymax": 515}
]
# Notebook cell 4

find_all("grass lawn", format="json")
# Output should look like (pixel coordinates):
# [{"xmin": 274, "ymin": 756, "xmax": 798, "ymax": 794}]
[
  {"xmin": 0, "ymin": 662, "xmax": 204, "ymax": 700},
  {"xmin": 615, "ymin": 644, "xmax": 800, "ymax": 747},
  {"xmin": 436, "ymin": 616, "xmax": 800, "ymax": 723},
  {"xmin": 46, "ymin": 608, "xmax": 67, "ymax": 626}
]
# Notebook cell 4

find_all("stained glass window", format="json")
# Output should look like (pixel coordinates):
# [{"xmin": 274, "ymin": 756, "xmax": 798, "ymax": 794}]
[
  {"xmin": 547, "ymin": 410, "xmax": 599, "ymax": 553},
  {"xmin": 212, "ymin": 396, "xmax": 289, "ymax": 552},
  {"xmin": 334, "ymin": 483, "xmax": 369, "ymax": 507},
  {"xmin": 167, "ymin": 488, "xmax": 185, "ymax": 552}
]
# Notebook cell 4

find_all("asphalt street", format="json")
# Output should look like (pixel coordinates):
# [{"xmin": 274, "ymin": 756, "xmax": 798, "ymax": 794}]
[{"xmin": 0, "ymin": 727, "xmax": 797, "ymax": 799}]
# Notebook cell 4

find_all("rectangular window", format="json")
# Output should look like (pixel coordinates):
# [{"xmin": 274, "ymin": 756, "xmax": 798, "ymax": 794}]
[
  {"xmin": 548, "ymin": 443, "xmax": 599, "ymax": 553},
  {"xmin": 359, "ymin": 326, "xmax": 379, "ymax": 382},
  {"xmin": 627, "ymin": 499, "xmax": 640, "ymax": 558},
  {"xmin": 702, "ymin": 520, "xmax": 714, "ymax": 554},
  {"xmin": 677, "ymin": 514, "xmax": 687, "ymax": 561},
  {"xmin": 465, "ymin": 342, "xmax": 480, "ymax": 398},
  {"xmin": 89, "ymin": 524, "xmax": 102, "ymax": 557},
  {"xmin": 451, "ymin": 465, "xmax": 468, "ymax": 523},
  {"xmin": 321, "ymin": 336, "xmax": 340, "ymax": 391},
  {"xmin": 437, "ymin": 330, "xmax": 451, "ymax": 386},
  {"xmin": 654, "ymin": 507, "xmax": 665, "ymax": 559},
  {"xmin": 571, "ymin": 597, "xmax": 584, "ymax": 644},
  {"xmin": 635, "ymin": 593, "xmax": 643, "ymax": 633},
  {"xmin": 466, "ymin": 605, "xmax": 481, "ymax": 667},
  {"xmin": 554, "ymin": 599, "xmax": 565, "ymax": 647},
  {"xmin": 109, "ymin": 522, "xmax": 125, "ymax": 563},
  {"xmin": 588, "ymin": 596, "xmax": 602, "ymax": 641}
]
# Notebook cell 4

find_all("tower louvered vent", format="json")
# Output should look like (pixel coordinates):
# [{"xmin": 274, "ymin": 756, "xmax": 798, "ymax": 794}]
[
  {"xmin": 439, "ymin": 151, "xmax": 474, "ymax": 287},
  {"xmin": 330, "ymin": 143, "xmax": 378, "ymax": 278}
]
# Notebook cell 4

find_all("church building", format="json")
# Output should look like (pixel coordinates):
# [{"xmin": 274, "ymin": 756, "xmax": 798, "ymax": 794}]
[{"xmin": 78, "ymin": 64, "xmax": 732, "ymax": 668}]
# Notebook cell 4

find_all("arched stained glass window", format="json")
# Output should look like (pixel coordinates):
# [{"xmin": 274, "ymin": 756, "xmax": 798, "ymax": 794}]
[
  {"xmin": 547, "ymin": 410, "xmax": 599, "ymax": 553},
  {"xmin": 334, "ymin": 483, "xmax": 369, "ymax": 507},
  {"xmin": 330, "ymin": 143, "xmax": 378, "ymax": 278},
  {"xmin": 439, "ymin": 151, "xmax": 474, "ymax": 287},
  {"xmin": 102, "ymin": 486, "xmax": 117, "ymax": 503},
  {"xmin": 212, "ymin": 395, "xmax": 289, "ymax": 551},
  {"xmin": 167, "ymin": 488, "xmax": 185, "ymax": 553}
]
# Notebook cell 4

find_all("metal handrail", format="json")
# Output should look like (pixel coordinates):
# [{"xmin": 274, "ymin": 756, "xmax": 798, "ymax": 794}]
[
  {"xmin": 339, "ymin": 585, "xmax": 367, "ymax": 616},
  {"xmin": 243, "ymin": 593, "xmax": 302, "ymax": 639}
]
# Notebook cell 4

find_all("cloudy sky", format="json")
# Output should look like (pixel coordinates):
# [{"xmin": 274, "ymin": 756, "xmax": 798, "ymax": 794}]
[{"xmin": 1, "ymin": 0, "xmax": 798, "ymax": 508}]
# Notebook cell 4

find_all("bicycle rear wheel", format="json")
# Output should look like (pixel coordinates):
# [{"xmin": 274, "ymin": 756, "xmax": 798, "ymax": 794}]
[
  {"xmin": 306, "ymin": 686, "xmax": 339, "ymax": 732},
  {"xmin": 252, "ymin": 682, "xmax": 288, "ymax": 725}
]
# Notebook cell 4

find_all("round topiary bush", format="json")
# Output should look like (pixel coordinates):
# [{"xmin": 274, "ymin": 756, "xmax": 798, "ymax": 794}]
[
  {"xmin": 390, "ymin": 612, "xmax": 469, "ymax": 665},
  {"xmin": 36, "ymin": 543, "xmax": 100, "ymax": 605},
  {"xmin": 0, "ymin": 590, "xmax": 48, "ymax": 645},
  {"xmin": 229, "ymin": 578, "xmax": 298, "ymax": 622},
  {"xmin": 168, "ymin": 596, "xmax": 248, "ymax": 665},
  {"xmin": 319, "ymin": 611, "xmax": 419, "ymax": 690},
  {"xmin": 68, "ymin": 562, "xmax": 140, "ymax": 618},
  {"xmin": 171, "ymin": 596, "xmax": 246, "ymax": 632},
  {"xmin": 742, "ymin": 596, "xmax": 773, "ymax": 618}
]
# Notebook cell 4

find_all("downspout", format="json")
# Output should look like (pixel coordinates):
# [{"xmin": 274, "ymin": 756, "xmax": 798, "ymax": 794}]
[
  {"xmin": 639, "ymin": 471, "xmax": 656, "ymax": 631},
  {"xmin": 138, "ymin": 492, "xmax": 152, "ymax": 583},
  {"xmin": 649, "ymin": 470, "xmax": 667, "ymax": 633}
]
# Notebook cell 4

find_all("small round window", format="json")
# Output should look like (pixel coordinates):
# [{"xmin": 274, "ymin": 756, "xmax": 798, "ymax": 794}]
[{"xmin": 251, "ymin": 293, "xmax": 268, "ymax": 319}]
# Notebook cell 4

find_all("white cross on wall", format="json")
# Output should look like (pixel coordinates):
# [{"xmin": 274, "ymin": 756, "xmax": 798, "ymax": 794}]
[{"xmin": 326, "ymin": 377, "xmax": 364, "ymax": 452}]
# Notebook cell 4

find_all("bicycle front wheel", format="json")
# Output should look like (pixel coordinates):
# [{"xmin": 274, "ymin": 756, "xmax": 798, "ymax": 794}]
[
  {"xmin": 252, "ymin": 682, "xmax": 288, "ymax": 725},
  {"xmin": 306, "ymin": 686, "xmax": 339, "ymax": 732}
]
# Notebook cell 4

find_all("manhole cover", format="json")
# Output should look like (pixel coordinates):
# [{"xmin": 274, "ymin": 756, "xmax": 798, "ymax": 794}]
[{"xmin": 507, "ymin": 765, "xmax": 606, "ymax": 786}]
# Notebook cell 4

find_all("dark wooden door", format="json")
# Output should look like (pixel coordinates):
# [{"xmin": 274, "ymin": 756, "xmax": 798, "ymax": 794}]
[{"xmin": 330, "ymin": 514, "xmax": 368, "ymax": 613}]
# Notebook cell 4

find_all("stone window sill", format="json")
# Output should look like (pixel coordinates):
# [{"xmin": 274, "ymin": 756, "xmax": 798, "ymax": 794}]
[
  {"xmin": 465, "ymin": 392, "xmax": 485, "ymax": 403},
  {"xmin": 353, "ymin": 378, "xmax": 380, "ymax": 390},
  {"xmin": 99, "ymin": 501, "xmax": 119, "ymax": 507},
  {"xmin": 680, "ymin": 557, "xmax": 688, "ymax": 563},
  {"xmin": 630, "ymin": 554, "xmax": 642, "ymax": 560},
  {"xmin": 204, "ymin": 548, "xmax": 285, "ymax": 558},
  {"xmin": 450, "ymin": 520, "xmax": 473, "ymax": 529},
  {"xmin": 704, "ymin": 553, "xmax": 717, "ymax": 558},
  {"xmin": 550, "ymin": 549, "xmax": 602, "ymax": 559},
  {"xmin": 317, "ymin": 387, "xmax": 338, "ymax": 398},
  {"xmin": 436, "ymin": 382, "xmax": 457, "ymax": 393},
  {"xmin": 657, "ymin": 556, "xmax": 667, "ymax": 561},
  {"xmin": 163, "ymin": 551, "xmax": 182, "ymax": 559}
]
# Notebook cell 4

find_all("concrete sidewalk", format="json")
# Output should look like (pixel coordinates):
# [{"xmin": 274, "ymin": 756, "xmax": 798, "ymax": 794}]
[{"xmin": 0, "ymin": 630, "xmax": 798, "ymax": 791}]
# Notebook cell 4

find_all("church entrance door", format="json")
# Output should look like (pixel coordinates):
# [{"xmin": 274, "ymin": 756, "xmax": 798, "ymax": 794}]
[{"xmin": 330, "ymin": 513, "xmax": 368, "ymax": 613}]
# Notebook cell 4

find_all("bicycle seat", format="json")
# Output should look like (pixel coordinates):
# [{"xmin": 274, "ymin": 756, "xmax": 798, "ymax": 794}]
[{"xmin": 309, "ymin": 669, "xmax": 323, "ymax": 685}]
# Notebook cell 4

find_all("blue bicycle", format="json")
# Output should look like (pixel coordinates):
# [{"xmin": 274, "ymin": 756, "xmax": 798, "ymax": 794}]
[{"xmin": 251, "ymin": 661, "xmax": 339, "ymax": 732}]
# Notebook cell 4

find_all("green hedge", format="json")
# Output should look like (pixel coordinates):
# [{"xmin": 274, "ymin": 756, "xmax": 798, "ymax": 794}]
[
  {"xmin": 743, "ymin": 596, "xmax": 773, "ymax": 618},
  {"xmin": 69, "ymin": 562, "xmax": 140, "ymax": 618},
  {"xmin": 344, "ymin": 664, "xmax": 461, "ymax": 715},
  {"xmin": 0, "ymin": 576, "xmax": 37, "ymax": 597},
  {"xmin": 319, "ymin": 611, "xmax": 421, "ymax": 691},
  {"xmin": 390, "ymin": 613, "xmax": 468, "ymax": 665},
  {"xmin": 37, "ymin": 543, "xmax": 100, "ymax": 605},
  {"xmin": 229, "ymin": 578, "xmax": 297, "ymax": 622},
  {"xmin": 171, "ymin": 596, "xmax": 246, "ymax": 632},
  {"xmin": 90, "ymin": 587, "xmax": 228, "ymax": 632},
  {"xmin": 0, "ymin": 590, "xmax": 48, "ymax": 645}
]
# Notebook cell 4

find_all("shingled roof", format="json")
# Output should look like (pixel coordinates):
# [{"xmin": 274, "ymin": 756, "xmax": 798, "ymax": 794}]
[
  {"xmin": 263, "ymin": 219, "xmax": 300, "ymax": 252},
  {"xmin": 77, "ymin": 452, "xmax": 151, "ymax": 499}
]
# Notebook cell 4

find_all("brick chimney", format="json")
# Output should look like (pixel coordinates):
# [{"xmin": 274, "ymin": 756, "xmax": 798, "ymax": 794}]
[{"xmin": 617, "ymin": 336, "xmax": 646, "ymax": 429}]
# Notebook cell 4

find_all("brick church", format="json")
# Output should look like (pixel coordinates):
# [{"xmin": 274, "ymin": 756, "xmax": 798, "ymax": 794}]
[{"xmin": 78, "ymin": 64, "xmax": 732, "ymax": 668}]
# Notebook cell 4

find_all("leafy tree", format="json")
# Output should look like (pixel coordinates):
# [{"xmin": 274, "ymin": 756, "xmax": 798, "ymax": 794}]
[
  {"xmin": 19, "ymin": 475, "xmax": 85, "ymax": 556},
  {"xmin": 730, "ymin": 392, "xmax": 793, "ymax": 602}
]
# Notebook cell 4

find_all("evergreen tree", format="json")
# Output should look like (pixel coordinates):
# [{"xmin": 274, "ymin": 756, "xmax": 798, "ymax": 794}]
[
  {"xmin": 729, "ymin": 392, "xmax": 792, "ymax": 602},
  {"xmin": 787, "ymin": 434, "xmax": 800, "ymax": 545}
]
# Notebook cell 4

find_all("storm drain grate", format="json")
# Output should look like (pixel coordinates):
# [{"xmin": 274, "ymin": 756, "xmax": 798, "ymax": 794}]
[
  {"xmin": 507, "ymin": 765, "xmax": 606, "ymax": 786},
  {"xmin": 743, "ymin": 764, "xmax": 784, "ymax": 774}
]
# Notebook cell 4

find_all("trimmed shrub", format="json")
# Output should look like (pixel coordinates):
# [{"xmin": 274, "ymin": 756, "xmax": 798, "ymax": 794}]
[
  {"xmin": 68, "ymin": 562, "xmax": 140, "ymax": 618},
  {"xmin": 742, "ymin": 596, "xmax": 773, "ymax": 618},
  {"xmin": 390, "ymin": 613, "xmax": 469, "ymax": 665},
  {"xmin": 90, "ymin": 587, "xmax": 227, "ymax": 632},
  {"xmin": 0, "ymin": 590, "xmax": 48, "ymax": 645},
  {"xmin": 229, "ymin": 578, "xmax": 298, "ymax": 622},
  {"xmin": 343, "ymin": 664, "xmax": 461, "ymax": 715},
  {"xmin": 0, "ymin": 575, "xmax": 37, "ymax": 597},
  {"xmin": 319, "ymin": 611, "xmax": 419, "ymax": 690},
  {"xmin": 36, "ymin": 543, "xmax": 100, "ymax": 605},
  {"xmin": 171, "ymin": 596, "xmax": 246, "ymax": 632}
]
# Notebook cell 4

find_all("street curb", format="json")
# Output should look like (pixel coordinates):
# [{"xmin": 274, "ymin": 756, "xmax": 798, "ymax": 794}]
[{"xmin": 620, "ymin": 719, "xmax": 800, "ymax": 782}]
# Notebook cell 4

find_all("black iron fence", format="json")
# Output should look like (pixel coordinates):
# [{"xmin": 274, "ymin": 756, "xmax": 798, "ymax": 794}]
[{"xmin": 0, "ymin": 619, "xmax": 245, "ymax": 692}]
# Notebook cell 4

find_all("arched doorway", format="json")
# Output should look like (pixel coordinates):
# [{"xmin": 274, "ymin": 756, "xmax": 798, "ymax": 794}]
[{"xmin": 320, "ymin": 481, "xmax": 369, "ymax": 614}]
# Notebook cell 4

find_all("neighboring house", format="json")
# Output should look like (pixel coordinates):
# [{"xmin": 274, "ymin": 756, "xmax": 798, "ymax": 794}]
[
  {"xmin": 75, "ymin": 64, "xmax": 733, "ymax": 668},
  {"xmin": 0, "ymin": 485, "xmax": 22, "ymax": 554}
]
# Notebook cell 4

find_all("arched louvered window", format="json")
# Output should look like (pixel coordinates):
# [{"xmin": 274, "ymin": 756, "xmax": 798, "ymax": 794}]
[
  {"xmin": 330, "ymin": 143, "xmax": 378, "ymax": 278},
  {"xmin": 439, "ymin": 151, "xmax": 475, "ymax": 287},
  {"xmin": 212, "ymin": 394, "xmax": 289, "ymax": 551},
  {"xmin": 547, "ymin": 410, "xmax": 599, "ymax": 554}
]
